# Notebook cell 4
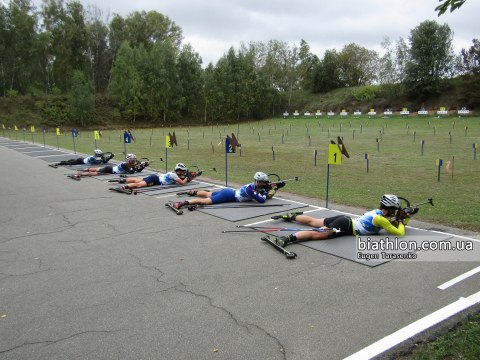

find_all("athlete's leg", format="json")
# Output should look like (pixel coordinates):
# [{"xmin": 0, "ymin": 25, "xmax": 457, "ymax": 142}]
[
  {"xmin": 183, "ymin": 197, "xmax": 213, "ymax": 205},
  {"xmin": 294, "ymin": 215, "xmax": 326, "ymax": 228},
  {"xmin": 196, "ymin": 190, "xmax": 213, "ymax": 197},
  {"xmin": 125, "ymin": 180, "xmax": 147, "ymax": 189},
  {"xmin": 126, "ymin": 178, "xmax": 143, "ymax": 184}
]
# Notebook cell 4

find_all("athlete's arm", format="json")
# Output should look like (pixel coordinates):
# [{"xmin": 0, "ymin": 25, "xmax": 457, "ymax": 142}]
[
  {"xmin": 121, "ymin": 163, "xmax": 136, "ymax": 174},
  {"xmin": 245, "ymin": 185, "xmax": 267, "ymax": 203},
  {"xmin": 373, "ymin": 216, "xmax": 410, "ymax": 236}
]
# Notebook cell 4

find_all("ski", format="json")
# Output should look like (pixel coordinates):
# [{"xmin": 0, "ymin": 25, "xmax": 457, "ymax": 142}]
[
  {"xmin": 165, "ymin": 202, "xmax": 183, "ymax": 215},
  {"xmin": 261, "ymin": 236, "xmax": 297, "ymax": 259},
  {"xmin": 109, "ymin": 187, "xmax": 133, "ymax": 195}
]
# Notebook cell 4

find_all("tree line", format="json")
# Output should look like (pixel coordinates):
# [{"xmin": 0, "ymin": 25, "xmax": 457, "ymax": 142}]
[{"xmin": 1, "ymin": 0, "xmax": 479, "ymax": 126}]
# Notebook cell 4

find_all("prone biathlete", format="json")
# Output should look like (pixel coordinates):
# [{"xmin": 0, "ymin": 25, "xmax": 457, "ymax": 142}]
[
  {"xmin": 271, "ymin": 194, "xmax": 419, "ymax": 247},
  {"xmin": 73, "ymin": 154, "xmax": 147, "ymax": 178},
  {"xmin": 49, "ymin": 149, "xmax": 114, "ymax": 167},
  {"xmin": 116, "ymin": 163, "xmax": 198, "ymax": 191},
  {"xmin": 173, "ymin": 172, "xmax": 271, "ymax": 209}
]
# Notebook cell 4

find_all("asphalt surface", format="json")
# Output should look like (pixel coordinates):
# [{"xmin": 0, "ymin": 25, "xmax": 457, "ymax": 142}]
[{"xmin": 1, "ymin": 138, "xmax": 479, "ymax": 360}]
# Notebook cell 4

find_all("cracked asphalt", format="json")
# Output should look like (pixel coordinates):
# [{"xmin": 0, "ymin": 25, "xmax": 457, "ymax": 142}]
[{"xmin": 1, "ymin": 140, "xmax": 479, "ymax": 360}]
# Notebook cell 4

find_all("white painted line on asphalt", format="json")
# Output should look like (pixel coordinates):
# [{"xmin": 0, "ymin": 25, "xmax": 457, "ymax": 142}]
[
  {"xmin": 343, "ymin": 290, "xmax": 480, "ymax": 360},
  {"xmin": 438, "ymin": 266, "xmax": 480, "ymax": 290}
]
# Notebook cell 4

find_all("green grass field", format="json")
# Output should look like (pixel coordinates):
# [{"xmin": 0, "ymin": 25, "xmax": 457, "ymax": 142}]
[{"xmin": 5, "ymin": 114, "xmax": 479, "ymax": 231}]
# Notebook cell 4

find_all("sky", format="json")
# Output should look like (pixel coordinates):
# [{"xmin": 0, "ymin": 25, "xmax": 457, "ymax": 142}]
[{"xmin": 38, "ymin": 0, "xmax": 480, "ymax": 66}]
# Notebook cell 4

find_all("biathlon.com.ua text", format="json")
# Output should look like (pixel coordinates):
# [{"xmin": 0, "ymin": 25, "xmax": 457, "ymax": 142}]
[{"xmin": 356, "ymin": 237, "xmax": 473, "ymax": 261}]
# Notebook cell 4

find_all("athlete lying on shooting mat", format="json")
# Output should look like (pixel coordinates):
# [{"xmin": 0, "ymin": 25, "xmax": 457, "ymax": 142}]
[
  {"xmin": 70, "ymin": 154, "xmax": 148, "ymax": 179},
  {"xmin": 271, "ymin": 194, "xmax": 422, "ymax": 247},
  {"xmin": 114, "ymin": 163, "xmax": 198, "ymax": 191},
  {"xmin": 49, "ymin": 149, "xmax": 114, "ymax": 168},
  {"xmin": 172, "ymin": 172, "xmax": 285, "ymax": 210}
]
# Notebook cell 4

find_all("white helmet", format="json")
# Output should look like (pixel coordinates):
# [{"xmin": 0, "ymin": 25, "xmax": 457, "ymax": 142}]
[
  {"xmin": 254, "ymin": 172, "xmax": 268, "ymax": 182},
  {"xmin": 175, "ymin": 163, "xmax": 187, "ymax": 172},
  {"xmin": 126, "ymin": 154, "xmax": 137, "ymax": 162},
  {"xmin": 380, "ymin": 194, "xmax": 400, "ymax": 209},
  {"xmin": 94, "ymin": 149, "xmax": 103, "ymax": 156}
]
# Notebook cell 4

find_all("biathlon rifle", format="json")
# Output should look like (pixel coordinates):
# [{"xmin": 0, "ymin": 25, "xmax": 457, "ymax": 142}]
[
  {"xmin": 395, "ymin": 197, "xmax": 434, "ymax": 222},
  {"xmin": 266, "ymin": 174, "xmax": 299, "ymax": 190},
  {"xmin": 187, "ymin": 165, "xmax": 219, "ymax": 178},
  {"xmin": 101, "ymin": 152, "xmax": 124, "ymax": 162}
]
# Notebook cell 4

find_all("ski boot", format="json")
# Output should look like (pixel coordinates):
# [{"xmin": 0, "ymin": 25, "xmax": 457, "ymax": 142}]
[
  {"xmin": 67, "ymin": 174, "xmax": 81, "ymax": 181},
  {"xmin": 271, "ymin": 211, "xmax": 303, "ymax": 221},
  {"xmin": 48, "ymin": 163, "xmax": 59, "ymax": 168},
  {"xmin": 173, "ymin": 201, "xmax": 188, "ymax": 209},
  {"xmin": 274, "ymin": 235, "xmax": 294, "ymax": 248}
]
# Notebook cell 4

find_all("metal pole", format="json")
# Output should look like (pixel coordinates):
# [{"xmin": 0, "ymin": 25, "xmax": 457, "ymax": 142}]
[{"xmin": 326, "ymin": 164, "xmax": 330, "ymax": 208}]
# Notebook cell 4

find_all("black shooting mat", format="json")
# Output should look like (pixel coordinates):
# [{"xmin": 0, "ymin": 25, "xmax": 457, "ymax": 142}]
[
  {"xmin": 24, "ymin": 150, "xmax": 72, "ymax": 157},
  {"xmin": 91, "ymin": 170, "xmax": 157, "ymax": 181},
  {"xmin": 194, "ymin": 198, "xmax": 309, "ymax": 222},
  {"xmin": 3, "ymin": 143, "xmax": 44, "ymax": 149},
  {"xmin": 16, "ymin": 147, "xmax": 59, "ymax": 153},
  {"xmin": 39, "ymin": 154, "xmax": 90, "ymax": 163},
  {"xmin": 255, "ymin": 209, "xmax": 453, "ymax": 267},
  {"xmin": 139, "ymin": 181, "xmax": 213, "ymax": 196}
]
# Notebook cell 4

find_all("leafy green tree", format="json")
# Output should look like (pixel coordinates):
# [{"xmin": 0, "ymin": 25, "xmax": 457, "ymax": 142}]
[
  {"xmin": 85, "ymin": 4, "xmax": 109, "ymax": 93},
  {"xmin": 69, "ymin": 70, "xmax": 94, "ymax": 126},
  {"xmin": 145, "ymin": 40, "xmax": 181, "ymax": 122},
  {"xmin": 0, "ymin": 2, "xmax": 8, "ymax": 97},
  {"xmin": 122, "ymin": 10, "xmax": 183, "ymax": 52},
  {"xmin": 458, "ymin": 39, "xmax": 480, "ymax": 108},
  {"xmin": 279, "ymin": 43, "xmax": 300, "ymax": 106},
  {"xmin": 41, "ymin": 0, "xmax": 89, "ymax": 93},
  {"xmin": 404, "ymin": 20, "xmax": 455, "ymax": 100},
  {"xmin": 176, "ymin": 44, "xmax": 203, "ymax": 118},
  {"xmin": 109, "ymin": 41, "xmax": 147, "ymax": 123},
  {"xmin": 337, "ymin": 43, "xmax": 378, "ymax": 87},
  {"xmin": 2, "ymin": 0, "xmax": 38, "ymax": 94},
  {"xmin": 297, "ymin": 39, "xmax": 319, "ymax": 91},
  {"xmin": 311, "ymin": 49, "xmax": 344, "ymax": 93},
  {"xmin": 436, "ymin": 0, "xmax": 466, "ymax": 16}
]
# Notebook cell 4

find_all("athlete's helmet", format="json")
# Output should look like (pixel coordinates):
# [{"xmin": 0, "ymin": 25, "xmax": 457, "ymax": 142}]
[
  {"xmin": 380, "ymin": 194, "xmax": 400, "ymax": 209},
  {"xmin": 254, "ymin": 172, "xmax": 269, "ymax": 182},
  {"xmin": 126, "ymin": 154, "xmax": 137, "ymax": 162},
  {"xmin": 175, "ymin": 163, "xmax": 187, "ymax": 172},
  {"xmin": 94, "ymin": 149, "xmax": 103, "ymax": 157}
]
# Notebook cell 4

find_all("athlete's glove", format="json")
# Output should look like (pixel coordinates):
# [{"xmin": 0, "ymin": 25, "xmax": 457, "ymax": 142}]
[
  {"xmin": 411, "ymin": 206, "xmax": 419, "ymax": 215},
  {"xmin": 263, "ymin": 183, "xmax": 272, "ymax": 193},
  {"xmin": 134, "ymin": 164, "xmax": 143, "ymax": 171},
  {"xmin": 187, "ymin": 172, "xmax": 197, "ymax": 179},
  {"xmin": 197, "ymin": 171, "xmax": 202, "ymax": 176},
  {"xmin": 266, "ymin": 189, "xmax": 276, "ymax": 199},
  {"xmin": 142, "ymin": 161, "xmax": 150, "ymax": 168}
]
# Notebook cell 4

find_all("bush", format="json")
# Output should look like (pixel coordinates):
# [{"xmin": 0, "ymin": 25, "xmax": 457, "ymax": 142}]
[
  {"xmin": 352, "ymin": 86, "xmax": 381, "ymax": 101},
  {"xmin": 6, "ymin": 90, "xmax": 18, "ymax": 98},
  {"xmin": 52, "ymin": 87, "xmax": 62, "ymax": 96}
]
